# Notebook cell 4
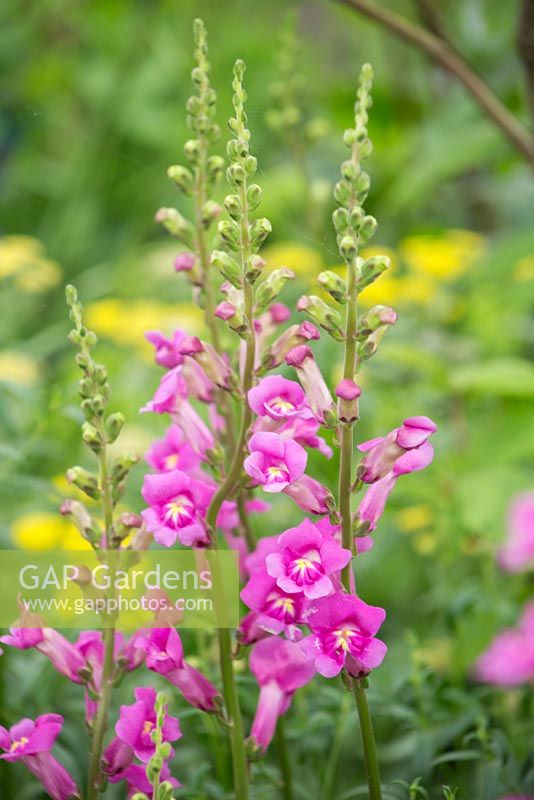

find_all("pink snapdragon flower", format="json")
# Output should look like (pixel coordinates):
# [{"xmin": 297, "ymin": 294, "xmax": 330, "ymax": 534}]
[
  {"xmin": 248, "ymin": 637, "xmax": 316, "ymax": 753},
  {"xmin": 0, "ymin": 714, "xmax": 79, "ymax": 800},
  {"xmin": 174, "ymin": 251, "xmax": 197, "ymax": 273},
  {"xmin": 0, "ymin": 626, "xmax": 88, "ymax": 684},
  {"xmin": 357, "ymin": 416, "xmax": 437, "ymax": 484},
  {"xmin": 300, "ymin": 593, "xmax": 387, "ymax": 678},
  {"xmin": 262, "ymin": 321, "xmax": 320, "ymax": 370},
  {"xmin": 179, "ymin": 335, "xmax": 236, "ymax": 391},
  {"xmin": 499, "ymin": 492, "xmax": 534, "ymax": 573},
  {"xmin": 244, "ymin": 432, "xmax": 307, "ymax": 493},
  {"xmin": 140, "ymin": 367, "xmax": 187, "ymax": 414},
  {"xmin": 266, "ymin": 518, "xmax": 351, "ymax": 599},
  {"xmin": 277, "ymin": 414, "xmax": 333, "ymax": 459},
  {"xmin": 284, "ymin": 474, "xmax": 335, "ymax": 515},
  {"xmin": 286, "ymin": 345, "xmax": 335, "ymax": 424},
  {"xmin": 240, "ymin": 566, "xmax": 309, "ymax": 641},
  {"xmin": 248, "ymin": 375, "xmax": 308, "ymax": 421},
  {"xmin": 141, "ymin": 470, "xmax": 214, "ymax": 547},
  {"xmin": 145, "ymin": 424, "xmax": 202, "ymax": 475},
  {"xmin": 103, "ymin": 687, "xmax": 181, "ymax": 774},
  {"xmin": 475, "ymin": 602, "xmax": 534, "ymax": 687},
  {"xmin": 137, "ymin": 628, "xmax": 220, "ymax": 712},
  {"xmin": 145, "ymin": 330, "xmax": 187, "ymax": 369}
]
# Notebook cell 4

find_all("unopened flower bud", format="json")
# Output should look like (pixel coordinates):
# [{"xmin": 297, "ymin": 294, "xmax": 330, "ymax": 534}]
[
  {"xmin": 254, "ymin": 268, "xmax": 294, "ymax": 312},
  {"xmin": 247, "ymin": 183, "xmax": 262, "ymax": 211},
  {"xmin": 215, "ymin": 301, "xmax": 248, "ymax": 337},
  {"xmin": 211, "ymin": 250, "xmax": 242, "ymax": 287},
  {"xmin": 111, "ymin": 451, "xmax": 140, "ymax": 483},
  {"xmin": 60, "ymin": 499, "xmax": 99, "ymax": 543},
  {"xmin": 82, "ymin": 422, "xmax": 103, "ymax": 454},
  {"xmin": 318, "ymin": 270, "xmax": 347, "ymax": 304},
  {"xmin": 155, "ymin": 208, "xmax": 195, "ymax": 248},
  {"xmin": 339, "ymin": 235, "xmax": 358, "ymax": 261},
  {"xmin": 218, "ymin": 219, "xmax": 240, "ymax": 251},
  {"xmin": 333, "ymin": 180, "xmax": 351, "ymax": 206},
  {"xmin": 357, "ymin": 326, "xmax": 389, "ymax": 361},
  {"xmin": 67, "ymin": 467, "xmax": 101, "ymax": 500},
  {"xmin": 297, "ymin": 295, "xmax": 345, "ymax": 341},
  {"xmin": 357, "ymin": 305, "xmax": 397, "ymax": 339},
  {"xmin": 180, "ymin": 336, "xmax": 238, "ymax": 391},
  {"xmin": 358, "ymin": 254, "xmax": 390, "ymax": 290},
  {"xmin": 335, "ymin": 379, "xmax": 362, "ymax": 423},
  {"xmin": 226, "ymin": 162, "xmax": 246, "ymax": 188},
  {"xmin": 105, "ymin": 412, "xmax": 125, "ymax": 443},
  {"xmin": 245, "ymin": 254, "xmax": 266, "ymax": 282},
  {"xmin": 249, "ymin": 217, "xmax": 271, "ymax": 249},
  {"xmin": 183, "ymin": 138, "xmax": 201, "ymax": 164},
  {"xmin": 286, "ymin": 345, "xmax": 335, "ymax": 425},
  {"xmin": 167, "ymin": 164, "xmax": 194, "ymax": 195},
  {"xmin": 360, "ymin": 215, "xmax": 377, "ymax": 241},
  {"xmin": 332, "ymin": 207, "xmax": 350, "ymax": 235},
  {"xmin": 260, "ymin": 321, "xmax": 320, "ymax": 371},
  {"xmin": 207, "ymin": 154, "xmax": 225, "ymax": 182},
  {"xmin": 200, "ymin": 200, "xmax": 222, "ymax": 227}
]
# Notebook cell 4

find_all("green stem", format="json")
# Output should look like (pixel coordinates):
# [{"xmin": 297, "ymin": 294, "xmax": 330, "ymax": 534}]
[
  {"xmin": 275, "ymin": 716, "xmax": 294, "ymax": 800},
  {"xmin": 352, "ymin": 681, "xmax": 382, "ymax": 800},
  {"xmin": 87, "ymin": 444, "xmax": 116, "ymax": 800},
  {"xmin": 217, "ymin": 627, "xmax": 249, "ymax": 800}
]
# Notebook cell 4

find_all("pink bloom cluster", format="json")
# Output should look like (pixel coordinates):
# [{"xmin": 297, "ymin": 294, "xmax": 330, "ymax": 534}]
[
  {"xmin": 499, "ymin": 492, "xmax": 534, "ymax": 573},
  {"xmin": 476, "ymin": 602, "xmax": 534, "ymax": 687}
]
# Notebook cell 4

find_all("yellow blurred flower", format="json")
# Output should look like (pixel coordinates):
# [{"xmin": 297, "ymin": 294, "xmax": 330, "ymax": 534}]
[
  {"xmin": 399, "ymin": 229, "xmax": 486, "ymax": 282},
  {"xmin": 513, "ymin": 254, "xmax": 534, "ymax": 283},
  {"xmin": 0, "ymin": 351, "xmax": 40, "ymax": 386},
  {"xmin": 414, "ymin": 638, "xmax": 452, "ymax": 673},
  {"xmin": 0, "ymin": 235, "xmax": 61, "ymax": 291},
  {"xmin": 395, "ymin": 505, "xmax": 433, "ymax": 533},
  {"xmin": 262, "ymin": 242, "xmax": 324, "ymax": 276},
  {"xmin": 85, "ymin": 299, "xmax": 204, "ymax": 354},
  {"xmin": 412, "ymin": 531, "xmax": 438, "ymax": 555},
  {"xmin": 11, "ymin": 512, "xmax": 91, "ymax": 550}
]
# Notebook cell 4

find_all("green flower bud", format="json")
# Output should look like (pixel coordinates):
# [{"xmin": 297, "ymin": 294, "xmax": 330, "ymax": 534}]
[
  {"xmin": 217, "ymin": 219, "xmax": 241, "ymax": 251},
  {"xmin": 211, "ymin": 250, "xmax": 242, "ymax": 287},
  {"xmin": 349, "ymin": 207, "xmax": 364, "ymax": 229},
  {"xmin": 206, "ymin": 155, "xmax": 224, "ymax": 182},
  {"xmin": 255, "ymin": 268, "xmax": 295, "ymax": 312},
  {"xmin": 183, "ymin": 138, "xmax": 200, "ymax": 164},
  {"xmin": 92, "ymin": 394, "xmax": 105, "ymax": 416},
  {"xmin": 360, "ymin": 215, "xmax": 377, "ymax": 242},
  {"xmin": 343, "ymin": 128, "xmax": 357, "ymax": 147},
  {"xmin": 226, "ymin": 163, "xmax": 246, "ymax": 188},
  {"xmin": 224, "ymin": 194, "xmax": 242, "ymax": 220},
  {"xmin": 75, "ymin": 352, "xmax": 90, "ymax": 370},
  {"xmin": 249, "ymin": 217, "xmax": 271, "ymax": 249},
  {"xmin": 105, "ymin": 412, "xmax": 125, "ymax": 443},
  {"xmin": 297, "ymin": 295, "xmax": 345, "ymax": 341},
  {"xmin": 244, "ymin": 155, "xmax": 257, "ymax": 176},
  {"xmin": 167, "ymin": 164, "xmax": 194, "ymax": 195},
  {"xmin": 147, "ymin": 757, "xmax": 163, "ymax": 781},
  {"xmin": 81, "ymin": 422, "xmax": 103, "ymax": 454},
  {"xmin": 357, "ymin": 325, "xmax": 389, "ymax": 360},
  {"xmin": 111, "ymin": 451, "xmax": 139, "ymax": 483},
  {"xmin": 357, "ymin": 305, "xmax": 397, "ymax": 339},
  {"xmin": 66, "ymin": 467, "xmax": 101, "ymax": 500},
  {"xmin": 341, "ymin": 160, "xmax": 359, "ymax": 181},
  {"xmin": 332, "ymin": 208, "xmax": 350, "ymax": 235},
  {"xmin": 333, "ymin": 180, "xmax": 351, "ymax": 206},
  {"xmin": 154, "ymin": 208, "xmax": 195, "ymax": 248},
  {"xmin": 357, "ymin": 254, "xmax": 390, "ymax": 290},
  {"xmin": 93, "ymin": 364, "xmax": 108, "ymax": 385},
  {"xmin": 157, "ymin": 782, "xmax": 174, "ymax": 800},
  {"xmin": 78, "ymin": 377, "xmax": 92, "ymax": 398},
  {"xmin": 247, "ymin": 184, "xmax": 262, "ymax": 211},
  {"xmin": 339, "ymin": 235, "xmax": 358, "ymax": 262},
  {"xmin": 200, "ymin": 200, "xmax": 222, "ymax": 227},
  {"xmin": 245, "ymin": 254, "xmax": 266, "ymax": 282},
  {"xmin": 159, "ymin": 742, "xmax": 172, "ymax": 760},
  {"xmin": 318, "ymin": 270, "xmax": 347, "ymax": 304}
]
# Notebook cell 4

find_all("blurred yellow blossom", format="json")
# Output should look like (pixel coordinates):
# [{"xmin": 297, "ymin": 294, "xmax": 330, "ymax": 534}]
[
  {"xmin": 399, "ymin": 229, "xmax": 486, "ymax": 282},
  {"xmin": 414, "ymin": 638, "xmax": 453, "ymax": 673},
  {"xmin": 85, "ymin": 299, "xmax": 204, "ymax": 354},
  {"xmin": 262, "ymin": 242, "xmax": 324, "ymax": 276},
  {"xmin": 412, "ymin": 532, "xmax": 438, "ymax": 555},
  {"xmin": 513, "ymin": 254, "xmax": 534, "ymax": 283},
  {"xmin": 11, "ymin": 512, "xmax": 91, "ymax": 550},
  {"xmin": 0, "ymin": 351, "xmax": 40, "ymax": 386},
  {"xmin": 0, "ymin": 235, "xmax": 61, "ymax": 291},
  {"xmin": 396, "ymin": 505, "xmax": 433, "ymax": 533}
]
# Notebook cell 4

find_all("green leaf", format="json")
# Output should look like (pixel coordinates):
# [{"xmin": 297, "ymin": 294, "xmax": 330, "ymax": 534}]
[{"xmin": 449, "ymin": 358, "xmax": 534, "ymax": 397}]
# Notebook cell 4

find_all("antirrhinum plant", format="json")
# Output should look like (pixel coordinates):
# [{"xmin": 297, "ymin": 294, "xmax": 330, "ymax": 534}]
[{"xmin": 0, "ymin": 19, "xmax": 438, "ymax": 800}]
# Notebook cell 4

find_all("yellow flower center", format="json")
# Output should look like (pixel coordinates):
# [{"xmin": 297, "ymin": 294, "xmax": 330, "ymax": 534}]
[{"xmin": 10, "ymin": 736, "xmax": 29, "ymax": 752}]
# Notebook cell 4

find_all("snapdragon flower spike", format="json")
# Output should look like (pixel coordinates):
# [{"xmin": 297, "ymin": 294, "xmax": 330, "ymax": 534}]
[
  {"xmin": 103, "ymin": 687, "xmax": 181, "ymax": 772},
  {"xmin": 248, "ymin": 636, "xmax": 316, "ymax": 754},
  {"xmin": 335, "ymin": 379, "xmax": 361, "ymax": 423},
  {"xmin": 110, "ymin": 763, "xmax": 180, "ymax": 799},
  {"xmin": 244, "ymin": 431, "xmax": 307, "ymax": 493},
  {"xmin": 248, "ymin": 375, "xmax": 308, "ymax": 420},
  {"xmin": 138, "ymin": 628, "xmax": 220, "ymax": 712},
  {"xmin": 0, "ymin": 714, "xmax": 80, "ymax": 800},
  {"xmin": 499, "ymin": 492, "xmax": 534, "ymax": 573},
  {"xmin": 266, "ymin": 518, "xmax": 351, "ymax": 599},
  {"xmin": 145, "ymin": 423, "xmax": 202, "ymax": 475},
  {"xmin": 286, "ymin": 345, "xmax": 335, "ymax": 425},
  {"xmin": 300, "ymin": 592, "xmax": 387, "ymax": 678},
  {"xmin": 357, "ymin": 416, "xmax": 437, "ymax": 484},
  {"xmin": 475, "ymin": 602, "xmax": 534, "ymax": 687},
  {"xmin": 260, "ymin": 320, "xmax": 320, "ymax": 371},
  {"xmin": 0, "ymin": 625, "xmax": 88, "ymax": 684},
  {"xmin": 141, "ymin": 469, "xmax": 214, "ymax": 547},
  {"xmin": 179, "ymin": 335, "xmax": 237, "ymax": 391},
  {"xmin": 240, "ymin": 566, "xmax": 308, "ymax": 641}
]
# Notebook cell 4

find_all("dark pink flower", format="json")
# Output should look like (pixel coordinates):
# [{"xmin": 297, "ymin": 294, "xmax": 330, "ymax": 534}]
[
  {"xmin": 335, "ymin": 379, "xmax": 361, "ymax": 423},
  {"xmin": 244, "ymin": 432, "xmax": 307, "ymax": 493},
  {"xmin": 145, "ymin": 424, "xmax": 202, "ymax": 475},
  {"xmin": 0, "ymin": 714, "xmax": 79, "ymax": 800},
  {"xmin": 104, "ymin": 687, "xmax": 181, "ymax": 770},
  {"xmin": 278, "ymin": 415, "xmax": 333, "ymax": 459},
  {"xmin": 262, "ymin": 321, "xmax": 320, "ymax": 370},
  {"xmin": 248, "ymin": 375, "xmax": 308, "ymax": 420},
  {"xmin": 140, "ymin": 367, "xmax": 188, "ymax": 415},
  {"xmin": 249, "ymin": 637, "xmax": 316, "ymax": 753},
  {"xmin": 266, "ymin": 519, "xmax": 351, "ymax": 599},
  {"xmin": 174, "ymin": 252, "xmax": 197, "ymax": 272},
  {"xmin": 137, "ymin": 628, "xmax": 220, "ymax": 712},
  {"xmin": 145, "ymin": 330, "xmax": 187, "ymax": 369},
  {"xmin": 240, "ymin": 566, "xmax": 308, "ymax": 640},
  {"xmin": 141, "ymin": 469, "xmax": 214, "ymax": 547},
  {"xmin": 110, "ymin": 763, "xmax": 180, "ymax": 799},
  {"xmin": 179, "ymin": 336, "xmax": 236, "ymax": 391},
  {"xmin": 0, "ymin": 627, "xmax": 87, "ymax": 684},
  {"xmin": 475, "ymin": 602, "xmax": 534, "ymax": 687},
  {"xmin": 499, "ymin": 492, "xmax": 534, "ymax": 573},
  {"xmin": 300, "ymin": 592, "xmax": 387, "ymax": 678}
]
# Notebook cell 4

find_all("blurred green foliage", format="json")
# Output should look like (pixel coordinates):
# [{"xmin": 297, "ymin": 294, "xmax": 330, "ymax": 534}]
[{"xmin": 1, "ymin": 1, "xmax": 533, "ymax": 798}]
